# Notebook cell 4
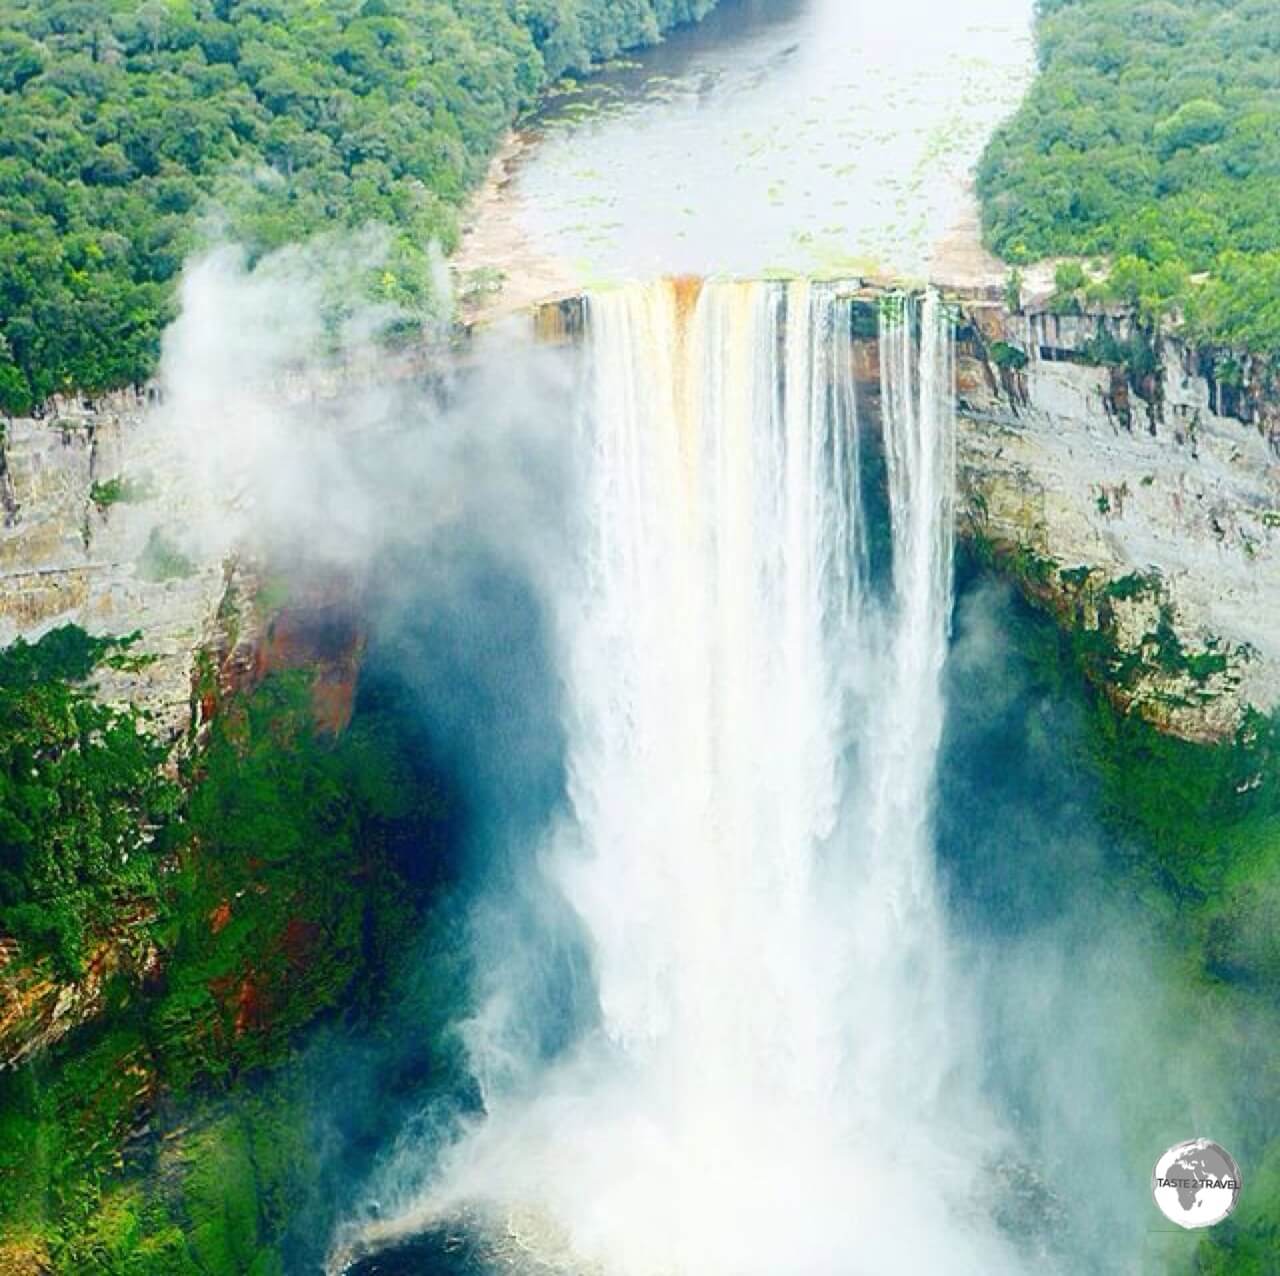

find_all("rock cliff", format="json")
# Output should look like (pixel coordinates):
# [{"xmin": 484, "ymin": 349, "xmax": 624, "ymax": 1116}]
[
  {"xmin": 952, "ymin": 300, "xmax": 1280, "ymax": 742},
  {"xmin": 0, "ymin": 387, "xmax": 370, "ymax": 1069},
  {"xmin": 2, "ymin": 288, "xmax": 1277, "ymax": 758},
  {"xmin": 0, "ymin": 391, "xmax": 231, "ymax": 744}
]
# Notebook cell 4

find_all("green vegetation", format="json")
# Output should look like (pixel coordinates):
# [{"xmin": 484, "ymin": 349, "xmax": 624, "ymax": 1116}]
[
  {"xmin": 0, "ymin": 1029, "xmax": 325, "ymax": 1274},
  {"xmin": 992, "ymin": 548, "xmax": 1280, "ymax": 952},
  {"xmin": 154, "ymin": 669, "xmax": 439, "ymax": 1089},
  {"xmin": 970, "ymin": 527, "xmax": 1242, "ymax": 720},
  {"xmin": 91, "ymin": 474, "xmax": 152, "ymax": 508},
  {"xmin": 0, "ymin": 630, "xmax": 460, "ymax": 1268},
  {"xmin": 1101, "ymin": 570, "xmax": 1158, "ymax": 602},
  {"xmin": 1002, "ymin": 266, "xmax": 1024, "ymax": 313},
  {"xmin": 0, "ymin": 626, "xmax": 176, "ymax": 975},
  {"xmin": 989, "ymin": 339, "xmax": 1029, "ymax": 372},
  {"xmin": 1078, "ymin": 321, "xmax": 1161, "ymax": 383},
  {"xmin": 1078, "ymin": 699, "xmax": 1280, "ymax": 1273},
  {"xmin": 978, "ymin": 0, "xmax": 1280, "ymax": 352},
  {"xmin": 971, "ymin": 555, "xmax": 1280, "ymax": 1269},
  {"xmin": 1049, "ymin": 259, "xmax": 1088, "ymax": 314},
  {"xmin": 0, "ymin": 0, "xmax": 721, "ymax": 415},
  {"xmin": 137, "ymin": 525, "xmax": 195, "ymax": 581}
]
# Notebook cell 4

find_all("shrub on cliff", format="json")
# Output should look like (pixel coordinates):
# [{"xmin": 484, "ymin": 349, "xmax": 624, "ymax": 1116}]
[{"xmin": 0, "ymin": 626, "xmax": 178, "ymax": 976}]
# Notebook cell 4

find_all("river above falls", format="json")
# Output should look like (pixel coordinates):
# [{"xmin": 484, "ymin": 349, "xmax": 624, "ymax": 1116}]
[{"xmin": 453, "ymin": 0, "xmax": 1034, "ymax": 316}]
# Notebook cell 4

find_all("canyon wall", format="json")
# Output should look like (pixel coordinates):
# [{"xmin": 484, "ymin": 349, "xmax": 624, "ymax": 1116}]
[
  {"xmin": 0, "ymin": 390, "xmax": 231, "ymax": 744},
  {"xmin": 2, "ymin": 280, "xmax": 1277, "ymax": 1075},
  {"xmin": 2, "ymin": 289, "xmax": 1277, "ymax": 758},
  {"xmin": 0, "ymin": 389, "xmax": 368, "ymax": 1069},
  {"xmin": 952, "ymin": 299, "xmax": 1280, "ymax": 742}
]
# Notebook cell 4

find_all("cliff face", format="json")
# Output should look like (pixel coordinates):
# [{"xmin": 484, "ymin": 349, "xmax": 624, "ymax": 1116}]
[
  {"xmin": 3, "ymin": 290, "xmax": 1278, "ymax": 757},
  {"xmin": 953, "ymin": 302, "xmax": 1280, "ymax": 742},
  {"xmin": 0, "ymin": 391, "xmax": 371, "ymax": 1070},
  {"xmin": 0, "ymin": 392, "xmax": 232, "ymax": 743},
  {"xmin": 0, "ymin": 920, "xmax": 159, "ymax": 1071}
]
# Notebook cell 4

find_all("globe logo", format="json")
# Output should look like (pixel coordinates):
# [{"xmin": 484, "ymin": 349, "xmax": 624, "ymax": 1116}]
[{"xmin": 1152, "ymin": 1139, "xmax": 1242, "ymax": 1229}]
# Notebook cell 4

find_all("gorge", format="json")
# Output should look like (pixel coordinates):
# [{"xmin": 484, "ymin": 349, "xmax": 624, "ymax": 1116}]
[{"xmin": 2, "ymin": 1, "xmax": 1280, "ymax": 1274}]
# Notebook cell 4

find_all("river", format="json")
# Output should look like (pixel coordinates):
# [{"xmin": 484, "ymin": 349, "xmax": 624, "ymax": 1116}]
[{"xmin": 454, "ymin": 0, "xmax": 1033, "ymax": 314}]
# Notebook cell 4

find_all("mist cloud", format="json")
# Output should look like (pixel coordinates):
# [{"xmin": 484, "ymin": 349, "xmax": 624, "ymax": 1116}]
[{"xmin": 151, "ymin": 231, "xmax": 579, "ymax": 594}]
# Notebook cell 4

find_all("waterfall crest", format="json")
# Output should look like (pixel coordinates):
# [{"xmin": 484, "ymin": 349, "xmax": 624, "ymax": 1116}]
[{"xmin": 347, "ymin": 280, "xmax": 1018, "ymax": 1275}]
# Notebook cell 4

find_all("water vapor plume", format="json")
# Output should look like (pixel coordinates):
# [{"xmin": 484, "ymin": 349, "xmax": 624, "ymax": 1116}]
[
  {"xmin": 151, "ymin": 231, "xmax": 579, "ymax": 601},
  {"xmin": 148, "ymin": 240, "xmax": 1243, "ymax": 1276},
  {"xmin": 336, "ymin": 280, "xmax": 1022, "ymax": 1275}
]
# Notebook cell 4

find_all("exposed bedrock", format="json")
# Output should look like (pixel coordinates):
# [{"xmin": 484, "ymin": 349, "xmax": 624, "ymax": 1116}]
[
  {"xmin": 2, "ymin": 287, "xmax": 1277, "ymax": 754},
  {"xmin": 952, "ymin": 302, "xmax": 1279, "ymax": 742}
]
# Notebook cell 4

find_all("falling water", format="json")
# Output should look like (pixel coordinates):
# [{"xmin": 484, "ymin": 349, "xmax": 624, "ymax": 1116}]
[{"xmin": 346, "ymin": 280, "xmax": 1019, "ymax": 1274}]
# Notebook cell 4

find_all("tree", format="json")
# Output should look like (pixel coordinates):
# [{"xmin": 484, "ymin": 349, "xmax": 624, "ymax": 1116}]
[
  {"xmin": 978, "ymin": 0, "xmax": 1280, "ymax": 352},
  {"xmin": 1154, "ymin": 98, "xmax": 1228, "ymax": 156},
  {"xmin": 0, "ymin": 0, "xmax": 724, "ymax": 408},
  {"xmin": 0, "ymin": 31, "xmax": 44, "ymax": 91}
]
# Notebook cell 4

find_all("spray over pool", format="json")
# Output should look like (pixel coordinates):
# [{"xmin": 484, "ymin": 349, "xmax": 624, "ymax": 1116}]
[{"xmin": 340, "ymin": 280, "xmax": 1023, "ymax": 1274}]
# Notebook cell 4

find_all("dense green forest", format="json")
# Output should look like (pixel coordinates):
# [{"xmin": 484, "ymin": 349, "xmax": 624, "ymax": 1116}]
[
  {"xmin": 0, "ymin": 0, "xmax": 718, "ymax": 414},
  {"xmin": 0, "ymin": 628, "xmax": 462, "ymax": 1272},
  {"xmin": 978, "ymin": 0, "xmax": 1280, "ymax": 352}
]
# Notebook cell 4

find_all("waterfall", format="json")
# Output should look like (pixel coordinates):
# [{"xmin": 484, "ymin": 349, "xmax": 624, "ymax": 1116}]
[{"xmin": 347, "ymin": 280, "xmax": 1017, "ymax": 1275}]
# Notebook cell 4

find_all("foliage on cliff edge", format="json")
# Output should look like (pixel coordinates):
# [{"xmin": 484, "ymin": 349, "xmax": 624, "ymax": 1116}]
[{"xmin": 0, "ymin": 626, "xmax": 178, "ymax": 976}]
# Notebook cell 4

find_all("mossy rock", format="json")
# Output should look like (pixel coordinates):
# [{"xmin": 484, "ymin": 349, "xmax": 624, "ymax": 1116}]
[{"xmin": 180, "ymin": 1119, "xmax": 261, "ymax": 1273}]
